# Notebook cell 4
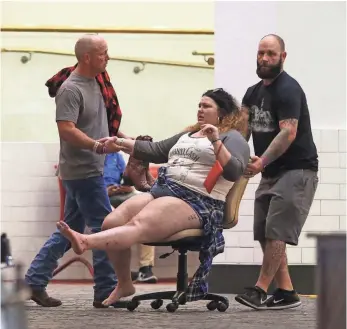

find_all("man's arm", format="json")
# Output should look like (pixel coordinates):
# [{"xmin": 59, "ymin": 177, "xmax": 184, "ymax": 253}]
[
  {"xmin": 260, "ymin": 118, "xmax": 298, "ymax": 166},
  {"xmin": 260, "ymin": 87, "xmax": 300, "ymax": 167},
  {"xmin": 56, "ymin": 88, "xmax": 103, "ymax": 153},
  {"xmin": 57, "ymin": 121, "xmax": 97, "ymax": 150}
]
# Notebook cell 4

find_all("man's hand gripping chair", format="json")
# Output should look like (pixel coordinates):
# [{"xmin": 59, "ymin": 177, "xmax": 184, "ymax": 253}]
[{"xmin": 126, "ymin": 176, "xmax": 249, "ymax": 312}]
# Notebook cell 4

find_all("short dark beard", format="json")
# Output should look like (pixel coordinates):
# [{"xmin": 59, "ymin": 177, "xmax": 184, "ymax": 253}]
[{"xmin": 256, "ymin": 58, "xmax": 282, "ymax": 79}]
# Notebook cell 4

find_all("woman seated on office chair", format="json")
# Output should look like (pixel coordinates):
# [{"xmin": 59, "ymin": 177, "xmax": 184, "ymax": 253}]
[{"xmin": 57, "ymin": 88, "xmax": 250, "ymax": 305}]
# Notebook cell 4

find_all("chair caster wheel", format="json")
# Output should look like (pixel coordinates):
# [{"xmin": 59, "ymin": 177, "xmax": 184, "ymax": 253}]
[
  {"xmin": 126, "ymin": 300, "xmax": 140, "ymax": 311},
  {"xmin": 206, "ymin": 300, "xmax": 218, "ymax": 311},
  {"xmin": 217, "ymin": 302, "xmax": 228, "ymax": 312},
  {"xmin": 151, "ymin": 299, "xmax": 163, "ymax": 310},
  {"xmin": 166, "ymin": 302, "xmax": 178, "ymax": 312}
]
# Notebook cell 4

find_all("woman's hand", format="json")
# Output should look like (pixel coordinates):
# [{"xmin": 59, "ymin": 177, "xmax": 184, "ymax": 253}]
[
  {"xmin": 98, "ymin": 136, "xmax": 135, "ymax": 155},
  {"xmin": 200, "ymin": 124, "xmax": 219, "ymax": 142},
  {"xmin": 97, "ymin": 137, "xmax": 124, "ymax": 154}
]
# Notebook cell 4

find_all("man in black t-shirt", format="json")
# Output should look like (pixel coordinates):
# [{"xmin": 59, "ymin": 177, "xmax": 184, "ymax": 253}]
[{"xmin": 235, "ymin": 34, "xmax": 319, "ymax": 310}]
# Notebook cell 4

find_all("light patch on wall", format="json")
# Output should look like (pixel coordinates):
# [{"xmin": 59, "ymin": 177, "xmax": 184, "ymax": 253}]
[{"xmin": 214, "ymin": 1, "xmax": 346, "ymax": 130}]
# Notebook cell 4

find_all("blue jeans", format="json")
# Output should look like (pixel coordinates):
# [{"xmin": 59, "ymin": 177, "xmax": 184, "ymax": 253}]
[{"xmin": 25, "ymin": 175, "xmax": 117, "ymax": 300}]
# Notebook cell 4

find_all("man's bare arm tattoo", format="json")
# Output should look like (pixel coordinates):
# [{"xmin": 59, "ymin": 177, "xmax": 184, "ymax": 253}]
[{"xmin": 261, "ymin": 118, "xmax": 298, "ymax": 166}]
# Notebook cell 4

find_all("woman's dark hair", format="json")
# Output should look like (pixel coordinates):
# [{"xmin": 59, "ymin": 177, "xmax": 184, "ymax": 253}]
[
  {"xmin": 202, "ymin": 88, "xmax": 239, "ymax": 116},
  {"xmin": 183, "ymin": 88, "xmax": 248, "ymax": 138}
]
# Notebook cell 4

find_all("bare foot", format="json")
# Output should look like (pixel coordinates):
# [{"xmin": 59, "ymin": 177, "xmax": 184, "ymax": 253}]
[
  {"xmin": 56, "ymin": 222, "xmax": 87, "ymax": 255},
  {"xmin": 102, "ymin": 284, "xmax": 136, "ymax": 306}
]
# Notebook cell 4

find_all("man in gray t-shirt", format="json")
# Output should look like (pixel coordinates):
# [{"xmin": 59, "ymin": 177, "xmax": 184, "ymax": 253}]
[
  {"xmin": 55, "ymin": 72, "xmax": 109, "ymax": 180},
  {"xmin": 25, "ymin": 34, "xmax": 125, "ymax": 308}
]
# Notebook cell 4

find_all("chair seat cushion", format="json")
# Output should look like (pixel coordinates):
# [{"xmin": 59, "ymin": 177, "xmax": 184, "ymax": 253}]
[{"xmin": 144, "ymin": 229, "xmax": 204, "ymax": 249}]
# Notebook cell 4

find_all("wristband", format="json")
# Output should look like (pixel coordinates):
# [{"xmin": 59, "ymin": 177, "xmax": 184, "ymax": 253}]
[
  {"xmin": 211, "ymin": 138, "xmax": 221, "ymax": 144},
  {"xmin": 93, "ymin": 141, "xmax": 100, "ymax": 153},
  {"xmin": 116, "ymin": 138, "xmax": 125, "ymax": 146}
]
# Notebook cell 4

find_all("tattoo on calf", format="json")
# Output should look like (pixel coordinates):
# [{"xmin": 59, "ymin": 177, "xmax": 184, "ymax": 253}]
[{"xmin": 261, "ymin": 240, "xmax": 286, "ymax": 278}]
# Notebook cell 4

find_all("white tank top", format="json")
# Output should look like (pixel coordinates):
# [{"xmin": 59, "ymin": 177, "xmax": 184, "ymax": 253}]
[{"xmin": 165, "ymin": 133, "xmax": 234, "ymax": 201}]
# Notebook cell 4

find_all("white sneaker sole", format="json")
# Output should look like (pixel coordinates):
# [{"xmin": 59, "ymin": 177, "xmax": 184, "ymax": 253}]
[
  {"xmin": 235, "ymin": 296, "xmax": 268, "ymax": 310},
  {"xmin": 137, "ymin": 275, "xmax": 158, "ymax": 283},
  {"xmin": 266, "ymin": 301, "xmax": 302, "ymax": 310},
  {"xmin": 235, "ymin": 296, "xmax": 301, "ymax": 310}
]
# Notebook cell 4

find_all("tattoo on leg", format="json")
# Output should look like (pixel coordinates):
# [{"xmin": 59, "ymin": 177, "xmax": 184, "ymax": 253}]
[
  {"xmin": 188, "ymin": 214, "xmax": 198, "ymax": 221},
  {"xmin": 282, "ymin": 252, "xmax": 288, "ymax": 266},
  {"xmin": 262, "ymin": 239, "xmax": 286, "ymax": 278},
  {"xmin": 261, "ymin": 118, "xmax": 298, "ymax": 167}
]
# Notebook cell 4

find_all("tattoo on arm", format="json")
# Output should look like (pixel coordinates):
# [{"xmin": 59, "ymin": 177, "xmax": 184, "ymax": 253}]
[
  {"xmin": 261, "ymin": 240, "xmax": 286, "ymax": 278},
  {"xmin": 261, "ymin": 118, "xmax": 298, "ymax": 166}
]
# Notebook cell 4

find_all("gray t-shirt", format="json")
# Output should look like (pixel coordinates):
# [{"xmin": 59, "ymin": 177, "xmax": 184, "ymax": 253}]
[{"xmin": 55, "ymin": 72, "xmax": 109, "ymax": 180}]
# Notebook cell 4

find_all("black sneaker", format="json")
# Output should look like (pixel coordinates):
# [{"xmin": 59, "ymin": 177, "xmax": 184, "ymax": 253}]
[
  {"xmin": 266, "ymin": 288, "xmax": 301, "ymax": 310},
  {"xmin": 131, "ymin": 271, "xmax": 139, "ymax": 281},
  {"xmin": 137, "ymin": 266, "xmax": 158, "ymax": 283},
  {"xmin": 235, "ymin": 286, "xmax": 270, "ymax": 310}
]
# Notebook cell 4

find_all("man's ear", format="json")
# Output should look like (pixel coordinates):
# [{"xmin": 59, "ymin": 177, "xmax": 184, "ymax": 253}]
[{"xmin": 281, "ymin": 51, "xmax": 287, "ymax": 62}]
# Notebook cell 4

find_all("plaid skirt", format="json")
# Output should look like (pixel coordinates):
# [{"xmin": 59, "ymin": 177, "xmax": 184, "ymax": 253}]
[{"xmin": 150, "ymin": 166, "xmax": 225, "ymax": 302}]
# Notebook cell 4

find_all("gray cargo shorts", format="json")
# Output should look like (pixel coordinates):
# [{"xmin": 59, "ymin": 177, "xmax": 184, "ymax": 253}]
[{"xmin": 254, "ymin": 169, "xmax": 318, "ymax": 246}]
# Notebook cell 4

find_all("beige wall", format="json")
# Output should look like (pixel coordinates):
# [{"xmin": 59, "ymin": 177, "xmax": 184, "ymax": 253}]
[
  {"xmin": 1, "ymin": 1, "xmax": 214, "ymax": 142},
  {"xmin": 1, "ymin": 1, "xmax": 212, "ymax": 279}
]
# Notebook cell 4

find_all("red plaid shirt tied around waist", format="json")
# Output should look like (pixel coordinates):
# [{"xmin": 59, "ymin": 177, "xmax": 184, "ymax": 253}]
[{"xmin": 45, "ymin": 65, "xmax": 122, "ymax": 136}]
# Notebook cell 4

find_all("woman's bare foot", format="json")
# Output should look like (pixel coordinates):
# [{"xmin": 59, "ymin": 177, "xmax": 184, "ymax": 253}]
[
  {"xmin": 56, "ymin": 222, "xmax": 87, "ymax": 255},
  {"xmin": 102, "ymin": 283, "xmax": 136, "ymax": 306}
]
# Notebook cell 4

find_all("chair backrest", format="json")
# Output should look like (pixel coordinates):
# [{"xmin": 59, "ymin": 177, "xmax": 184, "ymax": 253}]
[{"xmin": 223, "ymin": 176, "xmax": 249, "ymax": 229}]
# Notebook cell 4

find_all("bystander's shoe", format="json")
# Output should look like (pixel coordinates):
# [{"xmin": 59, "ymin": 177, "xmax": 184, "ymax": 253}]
[
  {"xmin": 137, "ymin": 266, "xmax": 158, "ymax": 283},
  {"xmin": 131, "ymin": 270, "xmax": 139, "ymax": 281},
  {"xmin": 30, "ymin": 289, "xmax": 62, "ymax": 307}
]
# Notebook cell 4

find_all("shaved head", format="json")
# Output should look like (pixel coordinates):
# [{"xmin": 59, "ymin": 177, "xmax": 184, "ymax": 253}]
[
  {"xmin": 260, "ymin": 34, "xmax": 285, "ymax": 52},
  {"xmin": 74, "ymin": 34, "xmax": 106, "ymax": 61}
]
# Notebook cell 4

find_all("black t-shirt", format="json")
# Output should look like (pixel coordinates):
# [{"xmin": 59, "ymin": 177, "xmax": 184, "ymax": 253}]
[{"xmin": 242, "ymin": 71, "xmax": 318, "ymax": 178}]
